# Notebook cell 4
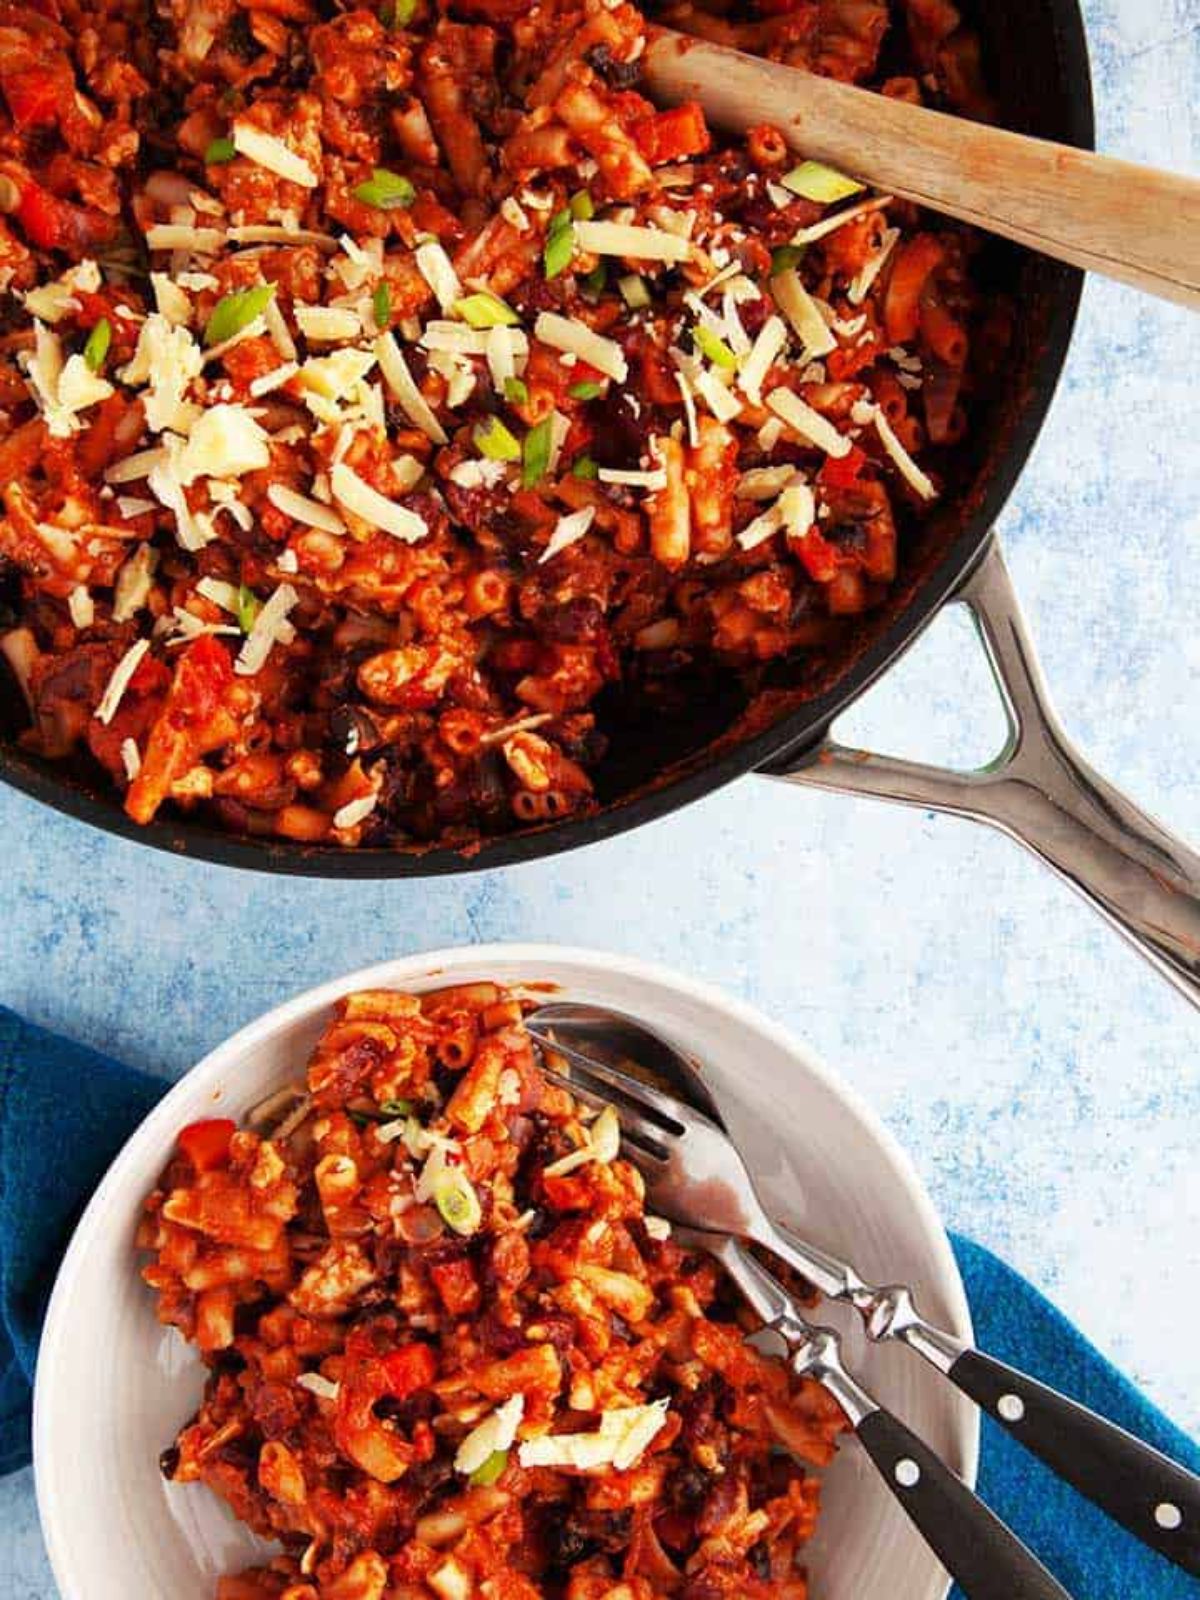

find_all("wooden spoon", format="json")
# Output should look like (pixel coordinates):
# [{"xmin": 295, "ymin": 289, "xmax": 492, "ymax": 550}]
[{"xmin": 643, "ymin": 27, "xmax": 1200, "ymax": 311}]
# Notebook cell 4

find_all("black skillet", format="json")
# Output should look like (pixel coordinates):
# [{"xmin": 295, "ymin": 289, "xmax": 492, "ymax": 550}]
[{"xmin": 8, "ymin": 3, "xmax": 1199, "ymax": 1002}]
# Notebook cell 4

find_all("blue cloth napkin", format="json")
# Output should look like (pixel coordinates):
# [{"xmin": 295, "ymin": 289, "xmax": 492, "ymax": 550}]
[{"xmin": 2, "ymin": 1006, "xmax": 1198, "ymax": 1597}]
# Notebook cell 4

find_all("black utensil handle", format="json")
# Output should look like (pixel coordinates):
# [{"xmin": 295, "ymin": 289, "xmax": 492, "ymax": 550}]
[
  {"xmin": 857, "ymin": 1409, "xmax": 1073, "ymax": 1600},
  {"xmin": 949, "ymin": 1346, "xmax": 1200, "ymax": 1574}
]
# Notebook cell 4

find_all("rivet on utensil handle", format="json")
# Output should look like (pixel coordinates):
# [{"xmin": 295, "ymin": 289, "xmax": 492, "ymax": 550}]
[
  {"xmin": 949, "ymin": 1348, "xmax": 1200, "ymax": 1575},
  {"xmin": 855, "ymin": 1410, "xmax": 1075, "ymax": 1600}
]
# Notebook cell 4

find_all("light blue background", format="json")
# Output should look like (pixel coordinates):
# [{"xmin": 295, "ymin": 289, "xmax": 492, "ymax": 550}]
[{"xmin": 3, "ymin": 1, "xmax": 1199, "ymax": 1588}]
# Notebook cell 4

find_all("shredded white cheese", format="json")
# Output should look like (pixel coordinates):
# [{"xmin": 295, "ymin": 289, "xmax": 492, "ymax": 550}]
[
  {"xmin": 738, "ymin": 315, "xmax": 788, "ymax": 406},
  {"xmin": 95, "ymin": 638, "xmax": 150, "ymax": 725},
  {"xmin": 770, "ymin": 271, "xmax": 837, "ymax": 360},
  {"xmin": 178, "ymin": 404, "xmax": 270, "ymax": 484},
  {"xmin": 120, "ymin": 737, "xmax": 141, "ymax": 781},
  {"xmin": 766, "ymin": 389, "xmax": 851, "ymax": 459},
  {"xmin": 295, "ymin": 305, "xmax": 362, "ymax": 342},
  {"xmin": 855, "ymin": 402, "xmax": 937, "ymax": 501},
  {"xmin": 330, "ymin": 461, "xmax": 428, "ymax": 543},
  {"xmin": 296, "ymin": 1372, "xmax": 340, "ymax": 1401},
  {"xmin": 232, "ymin": 121, "xmax": 318, "ymax": 188},
  {"xmin": 333, "ymin": 791, "xmax": 379, "ymax": 830},
  {"xmin": 235, "ymin": 583, "xmax": 299, "ymax": 676},
  {"xmin": 374, "ymin": 334, "xmax": 448, "ymax": 444},
  {"xmin": 534, "ymin": 312, "xmax": 627, "ymax": 383},
  {"xmin": 791, "ymin": 196, "xmax": 892, "ymax": 247},
  {"xmin": 518, "ymin": 1399, "xmax": 669, "ymax": 1473},
  {"xmin": 415, "ymin": 241, "xmax": 463, "ymax": 313},
  {"xmin": 267, "ymin": 482, "xmax": 348, "ymax": 534},
  {"xmin": 573, "ymin": 220, "xmax": 691, "ymax": 263},
  {"xmin": 68, "ymin": 586, "xmax": 94, "ymax": 629},
  {"xmin": 539, "ymin": 506, "xmax": 595, "ymax": 564},
  {"xmin": 455, "ymin": 1395, "xmax": 525, "ymax": 1476},
  {"xmin": 848, "ymin": 226, "xmax": 901, "ymax": 306}
]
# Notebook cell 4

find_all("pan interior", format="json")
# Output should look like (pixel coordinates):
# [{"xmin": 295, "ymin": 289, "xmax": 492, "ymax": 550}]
[{"xmin": 0, "ymin": 0, "xmax": 1093, "ymax": 870}]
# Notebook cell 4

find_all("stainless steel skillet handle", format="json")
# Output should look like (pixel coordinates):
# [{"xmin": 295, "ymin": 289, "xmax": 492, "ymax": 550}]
[{"xmin": 774, "ymin": 538, "xmax": 1200, "ymax": 1009}]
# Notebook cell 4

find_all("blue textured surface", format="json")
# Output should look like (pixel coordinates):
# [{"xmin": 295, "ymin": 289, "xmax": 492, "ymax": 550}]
[{"xmin": 2, "ymin": 1, "xmax": 1199, "ymax": 1590}]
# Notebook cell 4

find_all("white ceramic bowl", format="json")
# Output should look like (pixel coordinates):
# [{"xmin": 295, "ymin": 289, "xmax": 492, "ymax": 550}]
[{"xmin": 34, "ymin": 944, "xmax": 977, "ymax": 1600}]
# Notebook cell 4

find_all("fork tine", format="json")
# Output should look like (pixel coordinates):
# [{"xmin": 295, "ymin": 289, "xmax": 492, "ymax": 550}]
[
  {"xmin": 525, "ymin": 1023, "xmax": 697, "ymax": 1134},
  {"xmin": 533, "ymin": 1052, "xmax": 672, "ymax": 1162}
]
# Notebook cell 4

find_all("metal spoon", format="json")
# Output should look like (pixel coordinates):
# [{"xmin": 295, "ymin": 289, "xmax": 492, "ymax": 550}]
[{"xmin": 526, "ymin": 1001, "xmax": 1200, "ymax": 1575}]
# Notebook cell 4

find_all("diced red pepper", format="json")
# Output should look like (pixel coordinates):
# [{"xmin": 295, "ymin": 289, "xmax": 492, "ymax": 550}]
[
  {"xmin": 380, "ymin": 1342, "xmax": 438, "ymax": 1398},
  {"xmin": 791, "ymin": 526, "xmax": 841, "ymax": 584},
  {"xmin": 1, "ymin": 68, "xmax": 63, "ymax": 129},
  {"xmin": 171, "ymin": 635, "xmax": 234, "ymax": 723},
  {"xmin": 177, "ymin": 1118, "xmax": 237, "ymax": 1172},
  {"xmin": 15, "ymin": 179, "xmax": 116, "ymax": 257},
  {"xmin": 819, "ymin": 444, "xmax": 868, "ymax": 491},
  {"xmin": 632, "ymin": 103, "xmax": 711, "ymax": 166},
  {"xmin": 429, "ymin": 1257, "xmax": 481, "ymax": 1316}
]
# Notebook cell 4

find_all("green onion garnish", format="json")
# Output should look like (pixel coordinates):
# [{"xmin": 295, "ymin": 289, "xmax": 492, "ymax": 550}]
[
  {"xmin": 379, "ymin": 1097, "xmax": 414, "ymax": 1117},
  {"xmin": 503, "ymin": 376, "xmax": 529, "ymax": 406},
  {"xmin": 770, "ymin": 244, "xmax": 807, "ymax": 277},
  {"xmin": 380, "ymin": 0, "xmax": 415, "ymax": 25},
  {"xmin": 434, "ymin": 1167, "xmax": 482, "ymax": 1236},
  {"xmin": 372, "ymin": 282, "xmax": 392, "ymax": 331},
  {"xmin": 569, "ymin": 190, "xmax": 594, "ymax": 221},
  {"xmin": 83, "ymin": 318, "xmax": 111, "ymax": 372},
  {"xmin": 454, "ymin": 291, "xmax": 519, "ymax": 329},
  {"xmin": 522, "ymin": 416, "xmax": 553, "ymax": 487},
  {"xmin": 203, "ymin": 283, "xmax": 276, "ymax": 347},
  {"xmin": 469, "ymin": 1450, "xmax": 508, "ymax": 1487},
  {"xmin": 236, "ymin": 584, "xmax": 261, "ymax": 634},
  {"xmin": 618, "ymin": 274, "xmax": 650, "ymax": 310},
  {"xmin": 568, "ymin": 379, "xmax": 602, "ymax": 401},
  {"xmin": 474, "ymin": 417, "xmax": 521, "ymax": 462},
  {"xmin": 780, "ymin": 160, "xmax": 864, "ymax": 204},
  {"xmin": 353, "ymin": 168, "xmax": 416, "ymax": 211},
  {"xmin": 693, "ymin": 326, "xmax": 738, "ymax": 370},
  {"xmin": 581, "ymin": 262, "xmax": 606, "ymax": 298},
  {"xmin": 543, "ymin": 209, "xmax": 575, "ymax": 280},
  {"xmin": 571, "ymin": 454, "xmax": 598, "ymax": 480},
  {"xmin": 204, "ymin": 136, "xmax": 236, "ymax": 165}
]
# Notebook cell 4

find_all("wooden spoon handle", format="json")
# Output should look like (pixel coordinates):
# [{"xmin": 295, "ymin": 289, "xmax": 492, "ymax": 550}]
[{"xmin": 643, "ymin": 27, "xmax": 1200, "ymax": 311}]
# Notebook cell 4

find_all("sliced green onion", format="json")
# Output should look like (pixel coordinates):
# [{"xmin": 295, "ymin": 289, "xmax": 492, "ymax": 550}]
[
  {"xmin": 581, "ymin": 261, "xmax": 607, "ymax": 299},
  {"xmin": 204, "ymin": 283, "xmax": 276, "ymax": 347},
  {"xmin": 379, "ymin": 1097, "xmax": 414, "ymax": 1117},
  {"xmin": 380, "ymin": 0, "xmax": 415, "ymax": 25},
  {"xmin": 474, "ymin": 416, "xmax": 521, "ymax": 462},
  {"xmin": 618, "ymin": 274, "xmax": 650, "ymax": 310},
  {"xmin": 571, "ymin": 454, "xmax": 598, "ymax": 480},
  {"xmin": 543, "ymin": 209, "xmax": 575, "ymax": 280},
  {"xmin": 781, "ymin": 160, "xmax": 865, "ymax": 204},
  {"xmin": 469, "ymin": 1450, "xmax": 509, "ymax": 1487},
  {"xmin": 353, "ymin": 168, "xmax": 416, "ymax": 211},
  {"xmin": 454, "ymin": 291, "xmax": 519, "ymax": 329},
  {"xmin": 569, "ymin": 190, "xmax": 594, "ymax": 221},
  {"xmin": 770, "ymin": 243, "xmax": 807, "ymax": 277},
  {"xmin": 522, "ymin": 416, "xmax": 552, "ymax": 488},
  {"xmin": 434, "ymin": 1167, "xmax": 482, "ymax": 1236},
  {"xmin": 693, "ymin": 326, "xmax": 738, "ymax": 370},
  {"xmin": 204, "ymin": 136, "xmax": 236, "ymax": 165},
  {"xmin": 83, "ymin": 317, "xmax": 111, "ymax": 372},
  {"xmin": 503, "ymin": 376, "xmax": 529, "ymax": 406},
  {"xmin": 568, "ymin": 379, "xmax": 602, "ymax": 401},
  {"xmin": 236, "ymin": 583, "xmax": 261, "ymax": 634},
  {"xmin": 372, "ymin": 282, "xmax": 392, "ymax": 331}
]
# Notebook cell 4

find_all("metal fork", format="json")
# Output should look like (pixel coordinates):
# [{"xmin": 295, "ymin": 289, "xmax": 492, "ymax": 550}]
[
  {"xmin": 527, "ymin": 1015, "xmax": 1200, "ymax": 1576},
  {"xmin": 674, "ymin": 1224, "xmax": 1073, "ymax": 1600}
]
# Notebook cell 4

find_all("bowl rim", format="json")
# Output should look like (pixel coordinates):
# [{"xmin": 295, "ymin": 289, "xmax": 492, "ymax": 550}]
[{"xmin": 33, "ymin": 941, "xmax": 979, "ymax": 1598}]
